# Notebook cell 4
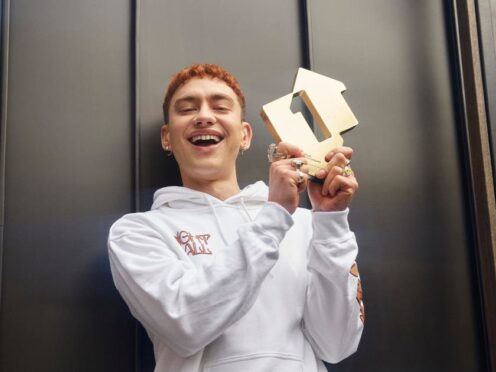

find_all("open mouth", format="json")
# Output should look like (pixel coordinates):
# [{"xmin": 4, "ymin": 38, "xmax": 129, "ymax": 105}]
[{"xmin": 189, "ymin": 134, "xmax": 223, "ymax": 147}]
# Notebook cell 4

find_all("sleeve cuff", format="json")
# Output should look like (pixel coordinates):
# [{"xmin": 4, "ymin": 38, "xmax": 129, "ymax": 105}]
[
  {"xmin": 312, "ymin": 208, "xmax": 352, "ymax": 242},
  {"xmin": 253, "ymin": 202, "xmax": 294, "ymax": 243}
]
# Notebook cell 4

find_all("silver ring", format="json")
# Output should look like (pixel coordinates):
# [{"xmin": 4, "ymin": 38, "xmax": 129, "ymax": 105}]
[
  {"xmin": 296, "ymin": 170, "xmax": 305, "ymax": 184},
  {"xmin": 290, "ymin": 159, "xmax": 305, "ymax": 170},
  {"xmin": 267, "ymin": 143, "xmax": 287, "ymax": 163}
]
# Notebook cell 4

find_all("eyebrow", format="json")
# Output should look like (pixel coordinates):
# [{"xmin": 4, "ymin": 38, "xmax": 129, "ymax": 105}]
[
  {"xmin": 173, "ymin": 96, "xmax": 198, "ymax": 107},
  {"xmin": 173, "ymin": 93, "xmax": 235, "ymax": 108},
  {"xmin": 210, "ymin": 94, "xmax": 234, "ymax": 104}
]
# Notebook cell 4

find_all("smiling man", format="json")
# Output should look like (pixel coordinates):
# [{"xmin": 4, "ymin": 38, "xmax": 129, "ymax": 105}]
[
  {"xmin": 108, "ymin": 64, "xmax": 364, "ymax": 372},
  {"xmin": 161, "ymin": 76, "xmax": 252, "ymax": 198}
]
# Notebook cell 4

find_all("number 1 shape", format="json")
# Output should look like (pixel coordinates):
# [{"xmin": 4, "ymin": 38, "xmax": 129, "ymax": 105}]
[{"xmin": 261, "ymin": 68, "xmax": 358, "ymax": 176}]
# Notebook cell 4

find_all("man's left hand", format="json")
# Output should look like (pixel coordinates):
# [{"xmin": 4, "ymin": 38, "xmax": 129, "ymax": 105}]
[{"xmin": 308, "ymin": 147, "xmax": 358, "ymax": 212}]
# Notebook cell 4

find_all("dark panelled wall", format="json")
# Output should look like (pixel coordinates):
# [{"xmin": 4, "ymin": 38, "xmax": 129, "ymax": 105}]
[
  {"xmin": 0, "ymin": 1, "xmax": 492, "ymax": 371},
  {"xmin": 0, "ymin": 0, "xmax": 136, "ymax": 371},
  {"xmin": 136, "ymin": 0, "xmax": 306, "ymax": 209},
  {"xmin": 137, "ymin": 0, "xmax": 486, "ymax": 371},
  {"xmin": 308, "ymin": 1, "xmax": 485, "ymax": 371}
]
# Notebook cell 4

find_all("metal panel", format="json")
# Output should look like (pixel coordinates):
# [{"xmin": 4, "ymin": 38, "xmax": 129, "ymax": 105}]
[
  {"xmin": 0, "ymin": 0, "xmax": 135, "ymax": 371},
  {"xmin": 0, "ymin": 0, "xmax": 10, "ymax": 307},
  {"xmin": 137, "ymin": 0, "xmax": 305, "ymax": 210},
  {"xmin": 308, "ymin": 1, "xmax": 485, "ymax": 371}
]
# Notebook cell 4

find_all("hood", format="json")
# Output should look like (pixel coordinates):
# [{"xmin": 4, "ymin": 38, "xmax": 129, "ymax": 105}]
[{"xmin": 151, "ymin": 181, "xmax": 268, "ymax": 210}]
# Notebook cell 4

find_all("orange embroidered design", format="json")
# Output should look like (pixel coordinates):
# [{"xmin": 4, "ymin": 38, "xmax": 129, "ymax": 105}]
[
  {"xmin": 350, "ymin": 262, "xmax": 365, "ymax": 324},
  {"xmin": 175, "ymin": 230, "xmax": 213, "ymax": 256}
]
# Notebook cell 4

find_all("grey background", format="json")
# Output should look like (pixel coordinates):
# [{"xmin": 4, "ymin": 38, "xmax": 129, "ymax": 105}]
[
  {"xmin": 0, "ymin": 0, "xmax": 136, "ymax": 371},
  {"xmin": 137, "ymin": 0, "xmax": 305, "ymax": 209},
  {"xmin": 0, "ymin": 0, "xmax": 494, "ymax": 371},
  {"xmin": 308, "ymin": 1, "xmax": 483, "ymax": 370}
]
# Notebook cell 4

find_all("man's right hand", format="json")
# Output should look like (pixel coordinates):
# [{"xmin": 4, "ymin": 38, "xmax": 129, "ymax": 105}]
[{"xmin": 268, "ymin": 142, "xmax": 309, "ymax": 214}]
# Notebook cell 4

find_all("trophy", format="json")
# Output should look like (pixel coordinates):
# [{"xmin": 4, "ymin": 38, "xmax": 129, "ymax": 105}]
[{"xmin": 261, "ymin": 68, "xmax": 358, "ymax": 178}]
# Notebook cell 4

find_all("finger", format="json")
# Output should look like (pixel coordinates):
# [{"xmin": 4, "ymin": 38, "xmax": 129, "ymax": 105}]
[
  {"xmin": 294, "ymin": 170, "xmax": 308, "ymax": 192},
  {"xmin": 327, "ymin": 152, "xmax": 349, "ymax": 169},
  {"xmin": 276, "ymin": 157, "xmax": 310, "ymax": 174},
  {"xmin": 328, "ymin": 174, "xmax": 358, "ymax": 198},
  {"xmin": 277, "ymin": 142, "xmax": 304, "ymax": 158},
  {"xmin": 270, "ymin": 162, "xmax": 308, "ymax": 186},
  {"xmin": 270, "ymin": 163, "xmax": 295, "ymax": 182},
  {"xmin": 314, "ymin": 156, "xmax": 344, "ymax": 181},
  {"xmin": 297, "ymin": 164, "xmax": 310, "ymax": 175},
  {"xmin": 322, "ymin": 165, "xmax": 344, "ymax": 196},
  {"xmin": 289, "ymin": 158, "xmax": 310, "ymax": 175},
  {"xmin": 325, "ymin": 146, "xmax": 353, "ymax": 162},
  {"xmin": 314, "ymin": 168, "xmax": 327, "ymax": 180}
]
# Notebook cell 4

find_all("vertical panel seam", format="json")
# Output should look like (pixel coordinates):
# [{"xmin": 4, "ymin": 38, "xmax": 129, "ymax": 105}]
[
  {"xmin": 134, "ymin": 0, "xmax": 141, "ymax": 214},
  {"xmin": 133, "ymin": 1, "xmax": 141, "ymax": 371},
  {"xmin": 299, "ymin": 0, "xmax": 313, "ymax": 70},
  {"xmin": 0, "ymin": 0, "xmax": 10, "ymax": 312},
  {"xmin": 305, "ymin": 0, "xmax": 314, "ymax": 69}
]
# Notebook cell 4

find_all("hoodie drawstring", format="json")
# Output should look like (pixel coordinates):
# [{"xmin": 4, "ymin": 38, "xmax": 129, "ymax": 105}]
[
  {"xmin": 240, "ymin": 198, "xmax": 253, "ymax": 222},
  {"xmin": 240, "ymin": 197, "xmax": 275, "ymax": 278},
  {"xmin": 206, "ymin": 196, "xmax": 229, "ymax": 245}
]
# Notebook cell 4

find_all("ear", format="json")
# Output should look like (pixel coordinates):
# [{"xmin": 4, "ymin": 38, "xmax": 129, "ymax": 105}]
[
  {"xmin": 161, "ymin": 124, "xmax": 170, "ymax": 150},
  {"xmin": 240, "ymin": 121, "xmax": 253, "ymax": 150}
]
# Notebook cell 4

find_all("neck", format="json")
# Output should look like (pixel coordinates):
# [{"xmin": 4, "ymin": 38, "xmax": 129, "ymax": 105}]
[{"xmin": 181, "ymin": 174, "xmax": 241, "ymax": 201}]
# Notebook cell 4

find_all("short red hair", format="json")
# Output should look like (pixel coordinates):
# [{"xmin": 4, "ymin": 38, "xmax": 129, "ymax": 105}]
[{"xmin": 163, "ymin": 63, "xmax": 246, "ymax": 123}]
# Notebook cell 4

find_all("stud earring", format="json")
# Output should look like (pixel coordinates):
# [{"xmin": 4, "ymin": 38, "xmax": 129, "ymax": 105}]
[{"xmin": 165, "ymin": 146, "xmax": 173, "ymax": 157}]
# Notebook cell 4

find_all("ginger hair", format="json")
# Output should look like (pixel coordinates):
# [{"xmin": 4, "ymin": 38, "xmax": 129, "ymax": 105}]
[{"xmin": 163, "ymin": 63, "xmax": 246, "ymax": 123}]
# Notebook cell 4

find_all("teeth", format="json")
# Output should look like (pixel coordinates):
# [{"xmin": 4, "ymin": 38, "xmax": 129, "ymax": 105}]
[{"xmin": 191, "ymin": 135, "xmax": 221, "ymax": 143}]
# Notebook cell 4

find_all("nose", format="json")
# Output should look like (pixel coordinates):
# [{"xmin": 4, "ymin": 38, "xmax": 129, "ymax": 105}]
[{"xmin": 194, "ymin": 103, "xmax": 215, "ymax": 127}]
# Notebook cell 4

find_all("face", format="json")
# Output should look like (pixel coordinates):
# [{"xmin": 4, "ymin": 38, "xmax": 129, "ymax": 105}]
[{"xmin": 161, "ymin": 78, "xmax": 252, "ymax": 185}]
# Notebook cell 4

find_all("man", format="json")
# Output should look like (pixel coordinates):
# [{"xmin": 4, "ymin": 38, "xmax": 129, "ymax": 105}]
[{"xmin": 108, "ymin": 64, "xmax": 364, "ymax": 371}]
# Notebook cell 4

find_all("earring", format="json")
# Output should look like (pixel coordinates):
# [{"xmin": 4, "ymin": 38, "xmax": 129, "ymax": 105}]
[{"xmin": 165, "ymin": 146, "xmax": 173, "ymax": 157}]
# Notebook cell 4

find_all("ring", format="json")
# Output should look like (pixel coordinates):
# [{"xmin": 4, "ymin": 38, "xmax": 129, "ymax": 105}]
[
  {"xmin": 342, "ymin": 165, "xmax": 353, "ymax": 177},
  {"xmin": 267, "ymin": 143, "xmax": 287, "ymax": 163},
  {"xmin": 290, "ymin": 159, "xmax": 305, "ymax": 170},
  {"xmin": 296, "ymin": 170, "xmax": 305, "ymax": 184}
]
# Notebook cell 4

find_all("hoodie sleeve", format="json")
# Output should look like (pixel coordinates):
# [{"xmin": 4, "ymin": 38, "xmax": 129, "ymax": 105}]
[
  {"xmin": 108, "ymin": 202, "xmax": 293, "ymax": 357},
  {"xmin": 302, "ymin": 209, "xmax": 364, "ymax": 364}
]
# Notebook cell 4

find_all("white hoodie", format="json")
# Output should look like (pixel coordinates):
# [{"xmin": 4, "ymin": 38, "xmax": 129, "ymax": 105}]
[{"xmin": 108, "ymin": 181, "xmax": 363, "ymax": 372}]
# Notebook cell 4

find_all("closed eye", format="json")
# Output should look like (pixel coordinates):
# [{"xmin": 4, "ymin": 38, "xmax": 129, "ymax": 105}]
[
  {"xmin": 214, "ymin": 106, "xmax": 230, "ymax": 112},
  {"xmin": 178, "ymin": 107, "xmax": 196, "ymax": 113}
]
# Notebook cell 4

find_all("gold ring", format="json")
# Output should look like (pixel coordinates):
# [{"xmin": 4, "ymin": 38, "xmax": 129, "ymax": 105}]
[{"xmin": 342, "ymin": 165, "xmax": 353, "ymax": 177}]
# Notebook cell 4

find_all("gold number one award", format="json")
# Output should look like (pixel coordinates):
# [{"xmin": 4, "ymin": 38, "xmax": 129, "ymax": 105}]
[{"xmin": 260, "ymin": 68, "xmax": 358, "ymax": 178}]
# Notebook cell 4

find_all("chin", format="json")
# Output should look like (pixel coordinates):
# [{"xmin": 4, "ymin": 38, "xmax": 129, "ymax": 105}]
[{"xmin": 182, "ymin": 161, "xmax": 232, "ymax": 181}]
